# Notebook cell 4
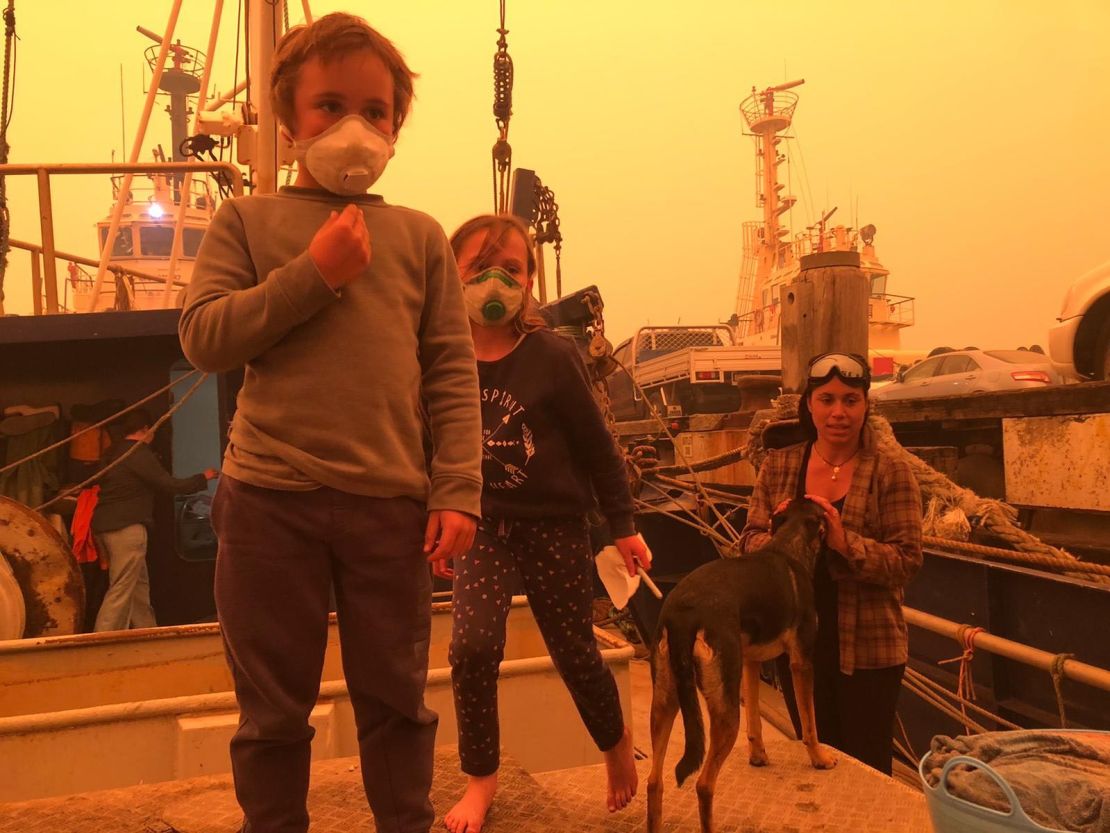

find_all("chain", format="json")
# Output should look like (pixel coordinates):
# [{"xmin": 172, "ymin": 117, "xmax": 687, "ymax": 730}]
[
  {"xmin": 581, "ymin": 289, "xmax": 638, "ymax": 492},
  {"xmin": 533, "ymin": 180, "xmax": 563, "ymax": 296},
  {"xmin": 491, "ymin": 0, "xmax": 513, "ymax": 213}
]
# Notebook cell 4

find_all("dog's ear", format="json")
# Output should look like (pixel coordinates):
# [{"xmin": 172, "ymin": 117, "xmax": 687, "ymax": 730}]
[{"xmin": 795, "ymin": 500, "xmax": 827, "ymax": 542}]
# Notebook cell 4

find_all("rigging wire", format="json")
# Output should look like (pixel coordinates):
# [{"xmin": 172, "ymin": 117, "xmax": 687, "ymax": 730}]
[
  {"xmin": 790, "ymin": 131, "xmax": 817, "ymax": 229},
  {"xmin": 0, "ymin": 0, "xmax": 16, "ymax": 312}
]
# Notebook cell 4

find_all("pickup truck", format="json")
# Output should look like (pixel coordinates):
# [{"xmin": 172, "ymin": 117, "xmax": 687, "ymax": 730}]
[{"xmin": 608, "ymin": 326, "xmax": 781, "ymax": 421}]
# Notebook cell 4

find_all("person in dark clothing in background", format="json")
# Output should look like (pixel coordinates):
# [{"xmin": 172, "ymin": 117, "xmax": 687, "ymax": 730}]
[{"xmin": 92, "ymin": 408, "xmax": 217, "ymax": 631}]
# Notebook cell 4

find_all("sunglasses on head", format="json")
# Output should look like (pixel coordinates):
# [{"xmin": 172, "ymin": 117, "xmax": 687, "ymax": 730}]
[{"xmin": 807, "ymin": 352, "xmax": 870, "ymax": 381}]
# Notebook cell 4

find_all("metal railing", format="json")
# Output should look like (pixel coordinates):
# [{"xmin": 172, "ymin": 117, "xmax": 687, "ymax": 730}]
[
  {"xmin": 9, "ymin": 239, "xmax": 182, "ymax": 315},
  {"xmin": 739, "ymin": 88, "xmax": 799, "ymax": 130},
  {"xmin": 734, "ymin": 302, "xmax": 780, "ymax": 340},
  {"xmin": 632, "ymin": 325, "xmax": 733, "ymax": 362},
  {"xmin": 871, "ymin": 292, "xmax": 916, "ymax": 328},
  {"xmin": 0, "ymin": 162, "xmax": 242, "ymax": 315}
]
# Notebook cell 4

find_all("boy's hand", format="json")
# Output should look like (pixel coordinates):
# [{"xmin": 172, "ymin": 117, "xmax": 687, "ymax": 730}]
[
  {"xmin": 425, "ymin": 510, "xmax": 477, "ymax": 578},
  {"xmin": 309, "ymin": 203, "xmax": 371, "ymax": 289}
]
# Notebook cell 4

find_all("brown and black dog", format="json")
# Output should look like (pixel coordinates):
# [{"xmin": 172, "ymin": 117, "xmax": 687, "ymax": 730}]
[{"xmin": 647, "ymin": 498, "xmax": 838, "ymax": 833}]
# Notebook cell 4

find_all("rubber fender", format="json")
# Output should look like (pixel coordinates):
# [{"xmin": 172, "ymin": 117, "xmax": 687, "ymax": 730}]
[
  {"xmin": 0, "ymin": 496, "xmax": 84, "ymax": 637},
  {"xmin": 0, "ymin": 553, "xmax": 25, "ymax": 639}
]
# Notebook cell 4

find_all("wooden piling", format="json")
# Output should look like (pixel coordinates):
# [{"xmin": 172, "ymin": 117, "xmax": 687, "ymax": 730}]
[{"xmin": 780, "ymin": 250, "xmax": 870, "ymax": 393}]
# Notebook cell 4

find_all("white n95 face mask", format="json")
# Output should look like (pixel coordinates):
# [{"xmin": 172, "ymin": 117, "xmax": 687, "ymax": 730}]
[{"xmin": 290, "ymin": 115, "xmax": 395, "ymax": 195}]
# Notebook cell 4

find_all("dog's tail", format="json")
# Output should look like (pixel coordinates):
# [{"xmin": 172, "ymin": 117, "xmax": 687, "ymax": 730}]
[{"xmin": 666, "ymin": 619, "xmax": 705, "ymax": 786}]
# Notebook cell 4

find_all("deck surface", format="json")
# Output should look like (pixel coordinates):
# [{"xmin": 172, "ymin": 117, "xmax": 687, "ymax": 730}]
[{"xmin": 0, "ymin": 659, "xmax": 931, "ymax": 832}]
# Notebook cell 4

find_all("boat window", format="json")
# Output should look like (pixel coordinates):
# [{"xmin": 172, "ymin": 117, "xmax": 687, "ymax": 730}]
[
  {"xmin": 138, "ymin": 226, "xmax": 175, "ymax": 257},
  {"xmin": 183, "ymin": 228, "xmax": 205, "ymax": 257},
  {"xmin": 99, "ymin": 227, "xmax": 134, "ymax": 257},
  {"xmin": 901, "ymin": 356, "xmax": 943, "ymax": 382},
  {"xmin": 138, "ymin": 226, "xmax": 204, "ymax": 257},
  {"xmin": 870, "ymin": 274, "xmax": 888, "ymax": 297}
]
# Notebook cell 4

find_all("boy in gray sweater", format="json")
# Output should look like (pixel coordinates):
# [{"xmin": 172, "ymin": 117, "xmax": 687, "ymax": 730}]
[{"xmin": 178, "ymin": 13, "xmax": 482, "ymax": 833}]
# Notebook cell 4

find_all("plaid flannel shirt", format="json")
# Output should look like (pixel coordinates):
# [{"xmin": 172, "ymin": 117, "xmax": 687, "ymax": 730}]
[{"xmin": 737, "ymin": 426, "xmax": 923, "ymax": 674}]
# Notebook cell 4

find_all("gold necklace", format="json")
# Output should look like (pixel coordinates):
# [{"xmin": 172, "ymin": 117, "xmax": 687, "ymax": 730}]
[{"xmin": 812, "ymin": 445, "xmax": 859, "ymax": 481}]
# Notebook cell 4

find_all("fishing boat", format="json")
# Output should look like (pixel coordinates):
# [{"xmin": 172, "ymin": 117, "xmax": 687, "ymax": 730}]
[{"xmin": 730, "ymin": 79, "xmax": 916, "ymax": 380}]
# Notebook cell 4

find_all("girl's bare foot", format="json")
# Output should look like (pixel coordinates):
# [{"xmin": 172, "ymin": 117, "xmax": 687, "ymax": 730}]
[
  {"xmin": 602, "ymin": 725, "xmax": 638, "ymax": 812},
  {"xmin": 444, "ymin": 772, "xmax": 498, "ymax": 833}
]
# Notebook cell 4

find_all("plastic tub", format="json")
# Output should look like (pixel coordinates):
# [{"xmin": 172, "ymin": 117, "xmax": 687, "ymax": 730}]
[{"xmin": 919, "ymin": 752, "xmax": 1073, "ymax": 833}]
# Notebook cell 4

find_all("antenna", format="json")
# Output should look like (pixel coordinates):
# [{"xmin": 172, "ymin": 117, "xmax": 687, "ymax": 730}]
[{"xmin": 119, "ymin": 64, "xmax": 126, "ymax": 162}]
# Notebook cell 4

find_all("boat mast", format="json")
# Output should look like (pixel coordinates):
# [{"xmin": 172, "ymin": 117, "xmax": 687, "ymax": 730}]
[
  {"xmin": 734, "ymin": 79, "xmax": 804, "ymax": 335},
  {"xmin": 248, "ymin": 0, "xmax": 282, "ymax": 194}
]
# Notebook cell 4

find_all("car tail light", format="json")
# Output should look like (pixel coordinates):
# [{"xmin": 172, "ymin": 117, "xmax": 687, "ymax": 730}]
[
  {"xmin": 694, "ymin": 371, "xmax": 720, "ymax": 381},
  {"xmin": 1011, "ymin": 371, "xmax": 1051, "ymax": 383}
]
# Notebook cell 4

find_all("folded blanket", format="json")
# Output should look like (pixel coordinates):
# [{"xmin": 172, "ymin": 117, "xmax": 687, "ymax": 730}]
[{"xmin": 924, "ymin": 731, "xmax": 1110, "ymax": 833}]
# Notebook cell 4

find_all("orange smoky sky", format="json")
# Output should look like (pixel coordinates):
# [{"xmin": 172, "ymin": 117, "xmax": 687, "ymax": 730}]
[{"xmin": 5, "ymin": 0, "xmax": 1109, "ymax": 354}]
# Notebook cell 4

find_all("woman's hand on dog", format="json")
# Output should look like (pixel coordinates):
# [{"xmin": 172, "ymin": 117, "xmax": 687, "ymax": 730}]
[
  {"xmin": 804, "ymin": 494, "xmax": 849, "ymax": 555},
  {"xmin": 615, "ymin": 534, "xmax": 651, "ymax": 577}
]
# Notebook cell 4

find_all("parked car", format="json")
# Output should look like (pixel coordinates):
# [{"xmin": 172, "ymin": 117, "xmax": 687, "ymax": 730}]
[
  {"xmin": 871, "ymin": 349, "xmax": 1064, "ymax": 402},
  {"xmin": 1048, "ymin": 259, "xmax": 1110, "ymax": 381}
]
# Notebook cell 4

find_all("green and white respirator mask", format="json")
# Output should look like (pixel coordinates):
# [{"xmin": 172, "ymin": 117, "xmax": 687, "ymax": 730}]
[{"xmin": 463, "ymin": 268, "xmax": 526, "ymax": 326}]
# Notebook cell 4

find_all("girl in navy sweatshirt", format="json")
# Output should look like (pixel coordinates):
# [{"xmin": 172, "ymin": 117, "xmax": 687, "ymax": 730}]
[{"xmin": 442, "ymin": 214, "xmax": 650, "ymax": 833}]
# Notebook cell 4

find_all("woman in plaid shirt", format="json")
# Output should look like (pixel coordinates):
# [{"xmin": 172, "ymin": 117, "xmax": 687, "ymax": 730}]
[{"xmin": 739, "ymin": 352, "xmax": 923, "ymax": 775}]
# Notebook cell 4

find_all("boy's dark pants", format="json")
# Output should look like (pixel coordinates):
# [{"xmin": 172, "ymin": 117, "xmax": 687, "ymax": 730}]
[
  {"xmin": 449, "ymin": 516, "xmax": 625, "ymax": 776},
  {"xmin": 212, "ymin": 475, "xmax": 437, "ymax": 833}
]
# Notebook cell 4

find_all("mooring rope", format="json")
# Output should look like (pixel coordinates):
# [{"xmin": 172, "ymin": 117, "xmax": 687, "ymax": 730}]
[
  {"xmin": 937, "ymin": 625, "xmax": 986, "ymax": 734},
  {"xmin": 0, "ymin": 370, "xmax": 203, "ymax": 477},
  {"xmin": 1051, "ymin": 652, "xmax": 1075, "ymax": 729},
  {"xmin": 646, "ymin": 445, "xmax": 748, "ymax": 477},
  {"xmin": 923, "ymin": 536, "xmax": 1110, "ymax": 579}
]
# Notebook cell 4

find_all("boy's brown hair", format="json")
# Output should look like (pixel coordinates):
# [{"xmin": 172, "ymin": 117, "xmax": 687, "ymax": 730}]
[
  {"xmin": 270, "ymin": 12, "xmax": 416, "ymax": 135},
  {"xmin": 450, "ymin": 214, "xmax": 548, "ymax": 335}
]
